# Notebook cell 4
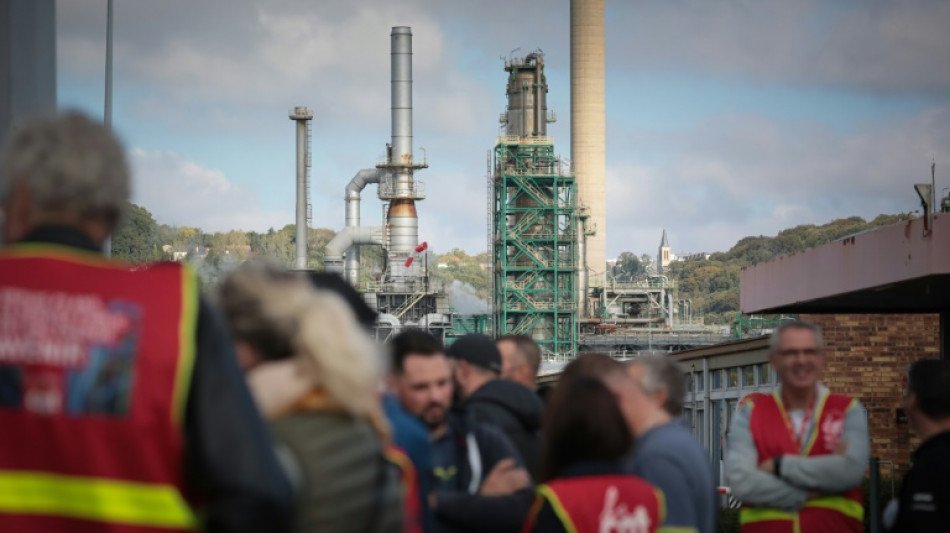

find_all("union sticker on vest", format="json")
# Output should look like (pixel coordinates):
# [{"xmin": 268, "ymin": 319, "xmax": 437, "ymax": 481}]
[
  {"xmin": 821, "ymin": 410, "xmax": 846, "ymax": 451},
  {"xmin": 599, "ymin": 485, "xmax": 652, "ymax": 533},
  {"xmin": 0, "ymin": 288, "xmax": 142, "ymax": 417}
]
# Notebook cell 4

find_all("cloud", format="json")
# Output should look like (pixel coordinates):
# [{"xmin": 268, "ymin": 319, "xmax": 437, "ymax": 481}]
[
  {"xmin": 55, "ymin": 0, "xmax": 950, "ymax": 263},
  {"xmin": 129, "ymin": 148, "xmax": 288, "ymax": 232},
  {"xmin": 608, "ymin": 0, "xmax": 950, "ymax": 95},
  {"xmin": 606, "ymin": 106, "xmax": 950, "ymax": 256}
]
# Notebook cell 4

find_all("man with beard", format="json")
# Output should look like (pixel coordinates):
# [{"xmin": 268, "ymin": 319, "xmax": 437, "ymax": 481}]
[{"xmin": 389, "ymin": 330, "xmax": 533, "ymax": 532}]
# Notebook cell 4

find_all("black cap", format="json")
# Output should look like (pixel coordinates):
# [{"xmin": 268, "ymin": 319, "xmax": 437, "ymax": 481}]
[
  {"xmin": 305, "ymin": 271, "xmax": 378, "ymax": 331},
  {"xmin": 446, "ymin": 334, "xmax": 502, "ymax": 373}
]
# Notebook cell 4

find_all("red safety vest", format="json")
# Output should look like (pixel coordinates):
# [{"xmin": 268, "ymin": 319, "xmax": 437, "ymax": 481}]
[
  {"xmin": 739, "ymin": 389, "xmax": 864, "ymax": 533},
  {"xmin": 521, "ymin": 474, "xmax": 664, "ymax": 533},
  {"xmin": 0, "ymin": 243, "xmax": 199, "ymax": 532},
  {"xmin": 384, "ymin": 444, "xmax": 423, "ymax": 533}
]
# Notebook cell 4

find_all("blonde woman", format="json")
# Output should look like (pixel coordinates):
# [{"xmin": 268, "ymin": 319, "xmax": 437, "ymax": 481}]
[{"xmin": 219, "ymin": 264, "xmax": 402, "ymax": 533}]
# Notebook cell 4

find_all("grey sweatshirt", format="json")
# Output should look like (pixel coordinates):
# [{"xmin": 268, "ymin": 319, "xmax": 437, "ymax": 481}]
[{"xmin": 725, "ymin": 384, "xmax": 869, "ymax": 511}]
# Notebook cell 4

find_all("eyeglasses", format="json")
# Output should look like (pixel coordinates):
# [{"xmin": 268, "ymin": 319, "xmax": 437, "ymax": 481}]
[{"xmin": 777, "ymin": 348, "xmax": 820, "ymax": 357}]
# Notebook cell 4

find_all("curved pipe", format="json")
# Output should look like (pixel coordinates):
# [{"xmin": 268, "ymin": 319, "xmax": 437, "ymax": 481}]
[
  {"xmin": 325, "ymin": 226, "xmax": 385, "ymax": 279},
  {"xmin": 345, "ymin": 169, "xmax": 386, "ymax": 282}
]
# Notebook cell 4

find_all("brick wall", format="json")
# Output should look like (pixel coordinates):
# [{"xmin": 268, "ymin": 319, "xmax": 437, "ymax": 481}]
[{"xmin": 801, "ymin": 313, "xmax": 940, "ymax": 474}]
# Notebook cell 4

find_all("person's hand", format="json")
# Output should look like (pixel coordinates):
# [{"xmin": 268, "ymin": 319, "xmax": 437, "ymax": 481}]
[
  {"xmin": 479, "ymin": 458, "xmax": 530, "ymax": 496},
  {"xmin": 758, "ymin": 458, "xmax": 774, "ymax": 473}
]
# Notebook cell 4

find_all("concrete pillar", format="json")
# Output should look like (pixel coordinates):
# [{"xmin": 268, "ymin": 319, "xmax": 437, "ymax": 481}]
[{"xmin": 570, "ymin": 0, "xmax": 606, "ymax": 287}]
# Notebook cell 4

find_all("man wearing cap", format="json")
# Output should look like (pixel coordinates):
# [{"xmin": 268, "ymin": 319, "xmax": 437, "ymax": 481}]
[
  {"xmin": 448, "ymin": 334, "xmax": 543, "ymax": 476},
  {"xmin": 389, "ymin": 330, "xmax": 534, "ymax": 532}
]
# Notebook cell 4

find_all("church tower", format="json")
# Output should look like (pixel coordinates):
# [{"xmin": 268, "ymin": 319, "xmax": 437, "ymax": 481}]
[{"xmin": 658, "ymin": 229, "xmax": 672, "ymax": 274}]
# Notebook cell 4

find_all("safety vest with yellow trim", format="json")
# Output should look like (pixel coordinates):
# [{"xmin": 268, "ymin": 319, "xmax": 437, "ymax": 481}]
[
  {"xmin": 739, "ymin": 390, "xmax": 863, "ymax": 533},
  {"xmin": 521, "ymin": 475, "xmax": 664, "ymax": 533},
  {"xmin": 0, "ymin": 244, "xmax": 199, "ymax": 532},
  {"xmin": 384, "ymin": 444, "xmax": 423, "ymax": 533}
]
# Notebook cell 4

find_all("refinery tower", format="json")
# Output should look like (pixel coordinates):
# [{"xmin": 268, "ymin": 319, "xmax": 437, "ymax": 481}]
[{"xmin": 492, "ymin": 52, "xmax": 581, "ymax": 359}]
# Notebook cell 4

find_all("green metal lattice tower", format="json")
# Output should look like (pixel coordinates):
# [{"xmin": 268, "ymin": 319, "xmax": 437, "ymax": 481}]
[{"xmin": 492, "ymin": 137, "xmax": 579, "ymax": 359}]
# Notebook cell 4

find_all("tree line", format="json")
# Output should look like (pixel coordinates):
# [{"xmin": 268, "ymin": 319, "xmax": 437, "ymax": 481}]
[{"xmin": 112, "ymin": 203, "xmax": 911, "ymax": 322}]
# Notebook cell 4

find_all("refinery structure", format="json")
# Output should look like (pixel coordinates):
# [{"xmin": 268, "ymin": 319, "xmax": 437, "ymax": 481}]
[
  {"xmin": 492, "ymin": 52, "xmax": 581, "ymax": 358},
  {"xmin": 301, "ymin": 27, "xmax": 453, "ymax": 342},
  {"xmin": 291, "ymin": 1, "xmax": 733, "ymax": 357}
]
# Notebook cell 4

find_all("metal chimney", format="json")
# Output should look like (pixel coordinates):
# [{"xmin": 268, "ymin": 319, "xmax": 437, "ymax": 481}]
[
  {"xmin": 290, "ymin": 106, "xmax": 314, "ymax": 269},
  {"xmin": 385, "ymin": 26, "xmax": 423, "ymax": 279}
]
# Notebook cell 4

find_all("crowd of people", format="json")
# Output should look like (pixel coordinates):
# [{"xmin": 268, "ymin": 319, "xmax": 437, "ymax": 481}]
[{"xmin": 0, "ymin": 110, "xmax": 947, "ymax": 533}]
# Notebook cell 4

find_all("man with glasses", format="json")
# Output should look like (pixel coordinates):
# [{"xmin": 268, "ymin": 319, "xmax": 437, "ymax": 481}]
[{"xmin": 726, "ymin": 320, "xmax": 869, "ymax": 533}]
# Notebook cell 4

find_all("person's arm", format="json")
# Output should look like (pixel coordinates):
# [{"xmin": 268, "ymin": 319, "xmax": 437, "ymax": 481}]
[
  {"xmin": 725, "ymin": 404, "xmax": 807, "ymax": 511},
  {"xmin": 434, "ymin": 423, "xmax": 533, "ymax": 531},
  {"xmin": 777, "ymin": 401, "xmax": 869, "ymax": 493},
  {"xmin": 525, "ymin": 498, "xmax": 567, "ymax": 532},
  {"xmin": 184, "ymin": 300, "xmax": 295, "ymax": 533},
  {"xmin": 634, "ymin": 454, "xmax": 699, "ymax": 533}
]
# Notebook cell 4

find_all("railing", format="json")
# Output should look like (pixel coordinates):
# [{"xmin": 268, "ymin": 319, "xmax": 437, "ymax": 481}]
[
  {"xmin": 496, "ymin": 135, "xmax": 553, "ymax": 146},
  {"xmin": 393, "ymin": 290, "xmax": 429, "ymax": 320},
  {"xmin": 377, "ymin": 179, "xmax": 425, "ymax": 200}
]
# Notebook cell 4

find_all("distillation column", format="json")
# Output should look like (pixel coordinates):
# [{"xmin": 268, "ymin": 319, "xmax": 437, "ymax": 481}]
[{"xmin": 384, "ymin": 26, "xmax": 424, "ymax": 280}]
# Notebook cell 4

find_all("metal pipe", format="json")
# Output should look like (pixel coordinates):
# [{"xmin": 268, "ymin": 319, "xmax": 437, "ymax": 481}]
[
  {"xmin": 391, "ymin": 26, "xmax": 413, "ymax": 200},
  {"xmin": 345, "ymin": 168, "xmax": 385, "ymax": 282},
  {"xmin": 534, "ymin": 55, "xmax": 542, "ymax": 135},
  {"xmin": 104, "ymin": 0, "xmax": 113, "ymax": 130},
  {"xmin": 103, "ymin": 0, "xmax": 114, "ymax": 257},
  {"xmin": 324, "ymin": 226, "xmax": 385, "ymax": 275},
  {"xmin": 577, "ymin": 217, "xmax": 588, "ymax": 319},
  {"xmin": 290, "ymin": 106, "xmax": 313, "ymax": 269},
  {"xmin": 868, "ymin": 457, "xmax": 881, "ymax": 533}
]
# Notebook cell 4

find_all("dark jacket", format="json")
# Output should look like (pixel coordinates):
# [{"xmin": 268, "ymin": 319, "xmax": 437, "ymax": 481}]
[
  {"xmin": 462, "ymin": 379, "xmax": 543, "ymax": 476},
  {"xmin": 431, "ymin": 410, "xmax": 535, "ymax": 533},
  {"xmin": 14, "ymin": 227, "xmax": 295, "ymax": 533},
  {"xmin": 892, "ymin": 431, "xmax": 950, "ymax": 532}
]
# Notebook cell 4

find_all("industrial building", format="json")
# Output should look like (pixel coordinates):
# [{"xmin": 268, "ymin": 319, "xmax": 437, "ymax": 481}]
[
  {"xmin": 297, "ymin": 27, "xmax": 453, "ymax": 342},
  {"xmin": 491, "ymin": 52, "xmax": 581, "ymax": 358}
]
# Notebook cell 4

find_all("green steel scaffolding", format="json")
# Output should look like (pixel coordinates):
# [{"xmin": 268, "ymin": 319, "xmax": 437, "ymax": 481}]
[{"xmin": 492, "ymin": 137, "xmax": 579, "ymax": 359}]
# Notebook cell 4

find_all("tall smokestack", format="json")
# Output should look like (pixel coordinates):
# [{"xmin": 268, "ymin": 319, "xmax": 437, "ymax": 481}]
[
  {"xmin": 387, "ymin": 26, "xmax": 420, "ymax": 278},
  {"xmin": 290, "ymin": 106, "xmax": 314, "ymax": 269},
  {"xmin": 570, "ymin": 0, "xmax": 606, "ymax": 286}
]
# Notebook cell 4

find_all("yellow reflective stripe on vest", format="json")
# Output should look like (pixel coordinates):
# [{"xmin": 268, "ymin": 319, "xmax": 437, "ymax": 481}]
[
  {"xmin": 537, "ymin": 484, "xmax": 578, "ymax": 533},
  {"xmin": 805, "ymin": 496, "xmax": 864, "ymax": 520},
  {"xmin": 173, "ymin": 265, "xmax": 198, "ymax": 426},
  {"xmin": 739, "ymin": 507, "xmax": 795, "ymax": 524},
  {"xmin": 0, "ymin": 470, "xmax": 196, "ymax": 529}
]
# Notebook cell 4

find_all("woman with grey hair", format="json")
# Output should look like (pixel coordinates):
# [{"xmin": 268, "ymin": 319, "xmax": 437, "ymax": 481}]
[{"xmin": 218, "ymin": 263, "xmax": 403, "ymax": 533}]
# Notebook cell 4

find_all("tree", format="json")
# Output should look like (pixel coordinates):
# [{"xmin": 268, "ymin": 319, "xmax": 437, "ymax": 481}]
[
  {"xmin": 111, "ymin": 203, "xmax": 164, "ymax": 263},
  {"xmin": 611, "ymin": 252, "xmax": 643, "ymax": 281}
]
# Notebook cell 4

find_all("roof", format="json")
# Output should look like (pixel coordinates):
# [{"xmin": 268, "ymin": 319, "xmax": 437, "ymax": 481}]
[
  {"xmin": 740, "ymin": 214, "xmax": 950, "ymax": 314},
  {"xmin": 660, "ymin": 228, "xmax": 669, "ymax": 247}
]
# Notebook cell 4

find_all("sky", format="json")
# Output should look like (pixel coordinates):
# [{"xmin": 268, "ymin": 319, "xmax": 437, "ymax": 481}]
[{"xmin": 56, "ymin": 0, "xmax": 950, "ymax": 260}]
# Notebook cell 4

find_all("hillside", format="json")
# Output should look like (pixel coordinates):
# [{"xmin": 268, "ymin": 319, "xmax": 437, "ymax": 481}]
[
  {"xmin": 111, "ymin": 204, "xmax": 913, "ymax": 321},
  {"xmin": 663, "ymin": 214, "xmax": 912, "ymax": 324}
]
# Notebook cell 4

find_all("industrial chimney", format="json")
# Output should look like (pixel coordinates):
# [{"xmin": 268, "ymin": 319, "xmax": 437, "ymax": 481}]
[
  {"xmin": 289, "ymin": 106, "xmax": 314, "ymax": 269},
  {"xmin": 570, "ymin": 0, "xmax": 606, "ymax": 286}
]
